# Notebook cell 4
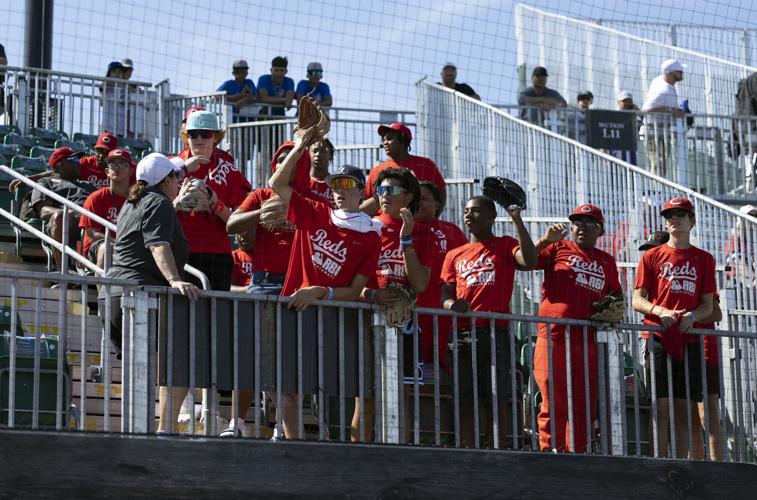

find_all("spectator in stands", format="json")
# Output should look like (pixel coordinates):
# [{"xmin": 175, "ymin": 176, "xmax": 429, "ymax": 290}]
[
  {"xmin": 102, "ymin": 153, "xmax": 200, "ymax": 434},
  {"xmin": 30, "ymin": 147, "xmax": 95, "ymax": 272},
  {"xmin": 120, "ymin": 58, "xmax": 134, "ymax": 80},
  {"xmin": 608, "ymin": 91, "xmax": 641, "ymax": 165},
  {"xmin": 102, "ymin": 61, "xmax": 126, "ymax": 136},
  {"xmin": 441, "ymin": 195, "xmax": 537, "ymax": 449},
  {"xmin": 439, "ymin": 62, "xmax": 480, "ymax": 100},
  {"xmin": 79, "ymin": 148, "xmax": 135, "ymax": 271},
  {"xmin": 518, "ymin": 66, "xmax": 567, "ymax": 123},
  {"xmin": 230, "ymin": 230, "xmax": 255, "ymax": 292},
  {"xmin": 414, "ymin": 181, "xmax": 467, "ymax": 373},
  {"xmin": 257, "ymin": 56, "xmax": 295, "ymax": 116},
  {"xmin": 725, "ymin": 204, "xmax": 757, "ymax": 291},
  {"xmin": 531, "ymin": 204, "xmax": 622, "ymax": 453},
  {"xmin": 304, "ymin": 138, "xmax": 335, "ymax": 207},
  {"xmin": 361, "ymin": 123, "xmax": 446, "ymax": 215},
  {"xmin": 632, "ymin": 197, "xmax": 715, "ymax": 459},
  {"xmin": 641, "ymin": 59, "xmax": 687, "ymax": 178},
  {"xmin": 577, "ymin": 90, "xmax": 593, "ymax": 110},
  {"xmin": 217, "ymin": 60, "xmax": 258, "ymax": 123},
  {"xmin": 0, "ymin": 43, "xmax": 7, "ymax": 116},
  {"xmin": 353, "ymin": 167, "xmax": 434, "ymax": 442},
  {"xmin": 568, "ymin": 90, "xmax": 593, "ymax": 142},
  {"xmin": 638, "ymin": 229, "xmax": 723, "ymax": 461},
  {"xmin": 176, "ymin": 110, "xmax": 251, "ymax": 291},
  {"xmin": 269, "ymin": 128, "xmax": 382, "ymax": 439},
  {"xmin": 295, "ymin": 62, "xmax": 333, "ymax": 107},
  {"xmin": 9, "ymin": 132, "xmax": 119, "ymax": 192}
]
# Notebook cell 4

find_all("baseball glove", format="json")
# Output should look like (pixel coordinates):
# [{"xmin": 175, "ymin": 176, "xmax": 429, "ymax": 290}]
[
  {"xmin": 296, "ymin": 96, "xmax": 331, "ymax": 138},
  {"xmin": 482, "ymin": 176, "xmax": 527, "ymax": 212},
  {"xmin": 385, "ymin": 282, "xmax": 417, "ymax": 328},
  {"xmin": 174, "ymin": 178, "xmax": 217, "ymax": 212},
  {"xmin": 259, "ymin": 194, "xmax": 296, "ymax": 231},
  {"xmin": 590, "ymin": 295, "xmax": 625, "ymax": 323}
]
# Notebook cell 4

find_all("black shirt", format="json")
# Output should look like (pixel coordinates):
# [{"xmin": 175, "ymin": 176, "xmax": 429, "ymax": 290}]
[
  {"xmin": 31, "ymin": 175, "xmax": 96, "ymax": 212},
  {"xmin": 107, "ymin": 187, "xmax": 190, "ymax": 286},
  {"xmin": 438, "ymin": 81, "xmax": 479, "ymax": 99}
]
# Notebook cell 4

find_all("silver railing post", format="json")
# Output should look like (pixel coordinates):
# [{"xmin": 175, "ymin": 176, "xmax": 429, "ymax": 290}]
[
  {"xmin": 597, "ymin": 328, "xmax": 625, "ymax": 456},
  {"xmin": 675, "ymin": 118, "xmax": 688, "ymax": 186},
  {"xmin": 375, "ymin": 310, "xmax": 400, "ymax": 444},
  {"xmin": 17, "ymin": 72, "xmax": 29, "ymax": 135},
  {"xmin": 122, "ymin": 290, "xmax": 157, "ymax": 434}
]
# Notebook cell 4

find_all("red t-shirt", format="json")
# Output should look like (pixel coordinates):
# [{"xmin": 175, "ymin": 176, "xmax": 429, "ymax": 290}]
[
  {"xmin": 694, "ymin": 293, "xmax": 720, "ymax": 366},
  {"xmin": 418, "ymin": 219, "xmax": 469, "ymax": 308},
  {"xmin": 364, "ymin": 156, "xmax": 446, "ymax": 198},
  {"xmin": 441, "ymin": 236, "xmax": 520, "ymax": 329},
  {"xmin": 302, "ymin": 178, "xmax": 335, "ymax": 208},
  {"xmin": 367, "ymin": 213, "xmax": 436, "ymax": 289},
  {"xmin": 177, "ymin": 149, "xmax": 252, "ymax": 254},
  {"xmin": 634, "ymin": 244, "xmax": 716, "ymax": 348},
  {"xmin": 78, "ymin": 187, "xmax": 125, "ymax": 259},
  {"xmin": 281, "ymin": 192, "xmax": 381, "ymax": 296},
  {"xmin": 79, "ymin": 156, "xmax": 109, "ymax": 188},
  {"xmin": 536, "ymin": 240, "xmax": 622, "ymax": 338},
  {"xmin": 231, "ymin": 248, "xmax": 255, "ymax": 287},
  {"xmin": 236, "ymin": 188, "xmax": 295, "ymax": 274}
]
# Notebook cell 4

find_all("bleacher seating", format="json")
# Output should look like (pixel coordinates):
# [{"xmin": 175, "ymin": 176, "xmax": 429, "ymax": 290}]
[
  {"xmin": 10, "ymin": 155, "xmax": 47, "ymax": 175},
  {"xmin": 72, "ymin": 133, "xmax": 99, "ymax": 150},
  {"xmin": 29, "ymin": 128, "xmax": 69, "ymax": 148},
  {"xmin": 54, "ymin": 139, "xmax": 87, "ymax": 154},
  {"xmin": 0, "ymin": 144, "xmax": 22, "ymax": 159},
  {"xmin": 29, "ymin": 146, "xmax": 57, "ymax": 162},
  {"xmin": 4, "ymin": 134, "xmax": 40, "ymax": 157}
]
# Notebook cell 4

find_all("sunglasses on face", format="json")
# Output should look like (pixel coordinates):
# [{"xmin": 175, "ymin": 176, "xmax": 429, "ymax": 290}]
[
  {"xmin": 376, "ymin": 185, "xmax": 406, "ymax": 197},
  {"xmin": 572, "ymin": 220, "xmax": 600, "ymax": 229},
  {"xmin": 187, "ymin": 129, "xmax": 214, "ymax": 139},
  {"xmin": 107, "ymin": 160, "xmax": 130, "ymax": 170},
  {"xmin": 330, "ymin": 177, "xmax": 359, "ymax": 191},
  {"xmin": 69, "ymin": 156, "xmax": 80, "ymax": 165},
  {"xmin": 308, "ymin": 70, "xmax": 323, "ymax": 76},
  {"xmin": 664, "ymin": 209, "xmax": 691, "ymax": 219}
]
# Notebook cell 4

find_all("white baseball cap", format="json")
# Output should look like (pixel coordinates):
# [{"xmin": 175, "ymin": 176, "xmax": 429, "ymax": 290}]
[
  {"xmin": 661, "ymin": 58, "xmax": 686, "ymax": 74},
  {"xmin": 739, "ymin": 204, "xmax": 757, "ymax": 216},
  {"xmin": 120, "ymin": 58, "xmax": 134, "ymax": 69},
  {"xmin": 137, "ymin": 153, "xmax": 180, "ymax": 187},
  {"xmin": 617, "ymin": 91, "xmax": 633, "ymax": 101}
]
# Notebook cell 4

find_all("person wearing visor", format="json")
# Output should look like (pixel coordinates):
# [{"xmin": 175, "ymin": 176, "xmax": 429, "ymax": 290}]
[
  {"xmin": 104, "ymin": 153, "xmax": 199, "ymax": 435},
  {"xmin": 633, "ymin": 197, "xmax": 716, "ymax": 458},
  {"xmin": 530, "ymin": 204, "xmax": 622, "ymax": 453},
  {"xmin": 267, "ymin": 127, "xmax": 381, "ymax": 439},
  {"xmin": 30, "ymin": 147, "xmax": 95, "ymax": 272},
  {"xmin": 296, "ymin": 62, "xmax": 332, "ymax": 107}
]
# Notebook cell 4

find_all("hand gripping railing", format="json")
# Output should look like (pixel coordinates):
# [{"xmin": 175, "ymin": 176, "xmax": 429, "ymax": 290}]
[{"xmin": 0, "ymin": 164, "xmax": 210, "ymax": 289}]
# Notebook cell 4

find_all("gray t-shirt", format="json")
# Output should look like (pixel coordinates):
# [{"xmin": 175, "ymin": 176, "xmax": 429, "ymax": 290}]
[
  {"xmin": 518, "ymin": 86, "xmax": 567, "ymax": 122},
  {"xmin": 31, "ymin": 175, "xmax": 96, "ymax": 212},
  {"xmin": 107, "ymin": 187, "xmax": 190, "ymax": 286}
]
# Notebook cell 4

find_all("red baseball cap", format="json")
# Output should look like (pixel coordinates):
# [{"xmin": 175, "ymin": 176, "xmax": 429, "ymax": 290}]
[
  {"xmin": 48, "ymin": 147, "xmax": 84, "ymax": 170},
  {"xmin": 568, "ymin": 203, "xmax": 604, "ymax": 225},
  {"xmin": 378, "ymin": 123, "xmax": 412, "ymax": 143},
  {"xmin": 95, "ymin": 132, "xmax": 118, "ymax": 151},
  {"xmin": 661, "ymin": 197, "xmax": 695, "ymax": 216},
  {"xmin": 182, "ymin": 105, "xmax": 206, "ymax": 125},
  {"xmin": 105, "ymin": 148, "xmax": 136, "ymax": 168}
]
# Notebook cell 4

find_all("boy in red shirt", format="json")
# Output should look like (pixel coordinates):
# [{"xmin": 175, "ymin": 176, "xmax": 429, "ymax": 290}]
[
  {"xmin": 230, "ymin": 230, "xmax": 255, "ymax": 292},
  {"xmin": 440, "ymin": 195, "xmax": 537, "ymax": 448},
  {"xmin": 79, "ymin": 148, "xmax": 135, "ymax": 270},
  {"xmin": 633, "ymin": 197, "xmax": 716, "ymax": 459},
  {"xmin": 361, "ymin": 123, "xmax": 446, "ymax": 215},
  {"xmin": 532, "ymin": 204, "xmax": 622, "ymax": 453},
  {"xmin": 269, "ymin": 127, "xmax": 382, "ymax": 439}
]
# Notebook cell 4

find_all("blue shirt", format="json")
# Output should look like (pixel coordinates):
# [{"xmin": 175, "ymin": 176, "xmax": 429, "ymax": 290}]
[
  {"xmin": 217, "ymin": 79, "xmax": 256, "ymax": 97},
  {"xmin": 295, "ymin": 80, "xmax": 331, "ymax": 104},
  {"xmin": 257, "ymin": 74, "xmax": 295, "ymax": 116}
]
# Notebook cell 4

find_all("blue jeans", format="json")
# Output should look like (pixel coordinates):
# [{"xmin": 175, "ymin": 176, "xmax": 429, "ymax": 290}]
[{"xmin": 246, "ymin": 271, "xmax": 285, "ymax": 296}]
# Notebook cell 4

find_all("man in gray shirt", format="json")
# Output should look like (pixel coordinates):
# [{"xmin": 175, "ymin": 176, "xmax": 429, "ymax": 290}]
[{"xmin": 518, "ymin": 66, "xmax": 567, "ymax": 124}]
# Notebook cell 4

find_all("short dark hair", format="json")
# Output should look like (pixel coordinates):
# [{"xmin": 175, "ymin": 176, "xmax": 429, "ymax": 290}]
[
  {"xmin": 383, "ymin": 129, "xmax": 411, "ymax": 151},
  {"xmin": 419, "ymin": 181, "xmax": 443, "ymax": 218},
  {"xmin": 375, "ymin": 167, "xmax": 420, "ymax": 214},
  {"xmin": 322, "ymin": 138, "xmax": 335, "ymax": 160},
  {"xmin": 272, "ymin": 56, "xmax": 288, "ymax": 68},
  {"xmin": 468, "ymin": 195, "xmax": 496, "ymax": 216}
]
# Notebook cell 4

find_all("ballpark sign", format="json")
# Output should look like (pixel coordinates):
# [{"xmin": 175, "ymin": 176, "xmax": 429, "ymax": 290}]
[{"xmin": 586, "ymin": 110, "xmax": 637, "ymax": 150}]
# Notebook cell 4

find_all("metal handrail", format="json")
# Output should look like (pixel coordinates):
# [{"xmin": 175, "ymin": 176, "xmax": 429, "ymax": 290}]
[
  {"xmin": 0, "ymin": 165, "xmax": 210, "ymax": 289},
  {"xmin": 0, "ymin": 64, "xmax": 153, "ymax": 87}
]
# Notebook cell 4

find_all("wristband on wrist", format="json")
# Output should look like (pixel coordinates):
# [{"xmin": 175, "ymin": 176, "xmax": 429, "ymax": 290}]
[
  {"xmin": 688, "ymin": 311, "xmax": 697, "ymax": 321},
  {"xmin": 323, "ymin": 287, "xmax": 334, "ymax": 301},
  {"xmin": 367, "ymin": 289, "xmax": 377, "ymax": 304},
  {"xmin": 213, "ymin": 199, "xmax": 226, "ymax": 214}
]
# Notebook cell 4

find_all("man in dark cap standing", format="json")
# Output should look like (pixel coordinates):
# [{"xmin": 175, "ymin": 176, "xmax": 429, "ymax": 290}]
[{"xmin": 517, "ymin": 66, "xmax": 567, "ymax": 123}]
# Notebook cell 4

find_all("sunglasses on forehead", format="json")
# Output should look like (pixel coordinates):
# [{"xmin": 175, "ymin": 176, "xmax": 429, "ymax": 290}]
[
  {"xmin": 375, "ymin": 185, "xmax": 406, "ymax": 197},
  {"xmin": 187, "ymin": 129, "xmax": 214, "ymax": 139},
  {"xmin": 329, "ymin": 177, "xmax": 360, "ymax": 191}
]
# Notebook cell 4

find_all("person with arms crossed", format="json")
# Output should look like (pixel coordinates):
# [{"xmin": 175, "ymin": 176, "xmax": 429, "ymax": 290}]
[
  {"xmin": 295, "ymin": 62, "xmax": 332, "ymax": 107},
  {"xmin": 257, "ymin": 56, "xmax": 295, "ymax": 116},
  {"xmin": 217, "ymin": 59, "xmax": 257, "ymax": 123}
]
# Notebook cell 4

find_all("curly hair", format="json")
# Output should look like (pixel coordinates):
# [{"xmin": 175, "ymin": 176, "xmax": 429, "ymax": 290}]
[{"xmin": 375, "ymin": 167, "xmax": 420, "ymax": 214}]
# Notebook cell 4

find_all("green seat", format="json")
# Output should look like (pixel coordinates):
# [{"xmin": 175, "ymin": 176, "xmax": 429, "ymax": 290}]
[
  {"xmin": 0, "ymin": 305, "xmax": 24, "ymax": 337},
  {"xmin": 0, "ymin": 125, "xmax": 21, "ymax": 137},
  {"xmin": 29, "ymin": 128, "xmax": 68, "ymax": 148},
  {"xmin": 120, "ymin": 136, "xmax": 153, "ymax": 156},
  {"xmin": 11, "ymin": 156, "xmax": 47, "ymax": 174},
  {"xmin": 4, "ymin": 134, "xmax": 40, "ymax": 156},
  {"xmin": 53, "ymin": 139, "xmax": 87, "ymax": 154},
  {"xmin": 72, "ymin": 132, "xmax": 99, "ymax": 149},
  {"xmin": 0, "ymin": 144, "xmax": 22, "ymax": 158},
  {"xmin": 29, "ymin": 146, "xmax": 57, "ymax": 162}
]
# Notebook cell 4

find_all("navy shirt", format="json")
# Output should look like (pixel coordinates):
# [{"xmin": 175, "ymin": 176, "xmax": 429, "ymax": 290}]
[
  {"xmin": 108, "ymin": 187, "xmax": 189, "ymax": 286},
  {"xmin": 257, "ymin": 74, "xmax": 295, "ymax": 116},
  {"xmin": 518, "ymin": 86, "xmax": 567, "ymax": 122}
]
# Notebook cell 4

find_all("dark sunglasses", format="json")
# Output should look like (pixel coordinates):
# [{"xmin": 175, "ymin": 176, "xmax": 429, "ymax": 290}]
[
  {"xmin": 572, "ymin": 220, "xmax": 600, "ymax": 229},
  {"xmin": 187, "ymin": 129, "xmax": 214, "ymax": 139},
  {"xmin": 376, "ymin": 185, "xmax": 406, "ymax": 197},
  {"xmin": 663, "ymin": 209, "xmax": 692, "ymax": 219},
  {"xmin": 308, "ymin": 70, "xmax": 323, "ymax": 75}
]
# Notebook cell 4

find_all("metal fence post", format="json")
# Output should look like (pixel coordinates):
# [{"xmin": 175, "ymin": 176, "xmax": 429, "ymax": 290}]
[
  {"xmin": 374, "ymin": 311, "xmax": 400, "ymax": 444},
  {"xmin": 597, "ymin": 328, "xmax": 625, "ymax": 456},
  {"xmin": 122, "ymin": 290, "xmax": 157, "ymax": 434},
  {"xmin": 676, "ymin": 118, "xmax": 688, "ymax": 186}
]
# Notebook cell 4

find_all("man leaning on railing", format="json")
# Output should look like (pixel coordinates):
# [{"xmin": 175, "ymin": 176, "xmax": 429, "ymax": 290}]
[{"xmin": 517, "ymin": 66, "xmax": 567, "ymax": 124}]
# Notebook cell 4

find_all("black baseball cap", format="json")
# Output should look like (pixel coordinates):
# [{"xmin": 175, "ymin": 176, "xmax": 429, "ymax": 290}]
[
  {"xmin": 532, "ymin": 66, "xmax": 548, "ymax": 77},
  {"xmin": 325, "ymin": 164, "xmax": 366, "ymax": 186},
  {"xmin": 638, "ymin": 231, "xmax": 670, "ymax": 251},
  {"xmin": 577, "ymin": 90, "xmax": 594, "ymax": 100}
]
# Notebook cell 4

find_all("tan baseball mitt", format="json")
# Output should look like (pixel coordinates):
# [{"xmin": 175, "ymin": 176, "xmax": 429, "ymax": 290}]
[
  {"xmin": 174, "ymin": 178, "xmax": 216, "ymax": 212},
  {"xmin": 297, "ymin": 96, "xmax": 330, "ymax": 138},
  {"xmin": 259, "ymin": 194, "xmax": 296, "ymax": 231},
  {"xmin": 591, "ymin": 295, "xmax": 625, "ymax": 323},
  {"xmin": 385, "ymin": 282, "xmax": 417, "ymax": 328}
]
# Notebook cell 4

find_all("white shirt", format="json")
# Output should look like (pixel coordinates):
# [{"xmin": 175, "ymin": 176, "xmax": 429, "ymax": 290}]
[{"xmin": 642, "ymin": 75, "xmax": 679, "ymax": 127}]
